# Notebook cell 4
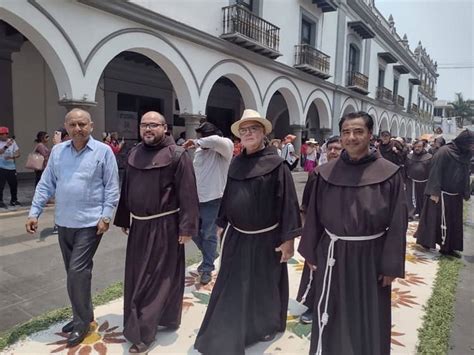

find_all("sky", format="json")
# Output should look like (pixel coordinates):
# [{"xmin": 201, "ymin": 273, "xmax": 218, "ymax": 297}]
[{"xmin": 375, "ymin": 0, "xmax": 474, "ymax": 102}]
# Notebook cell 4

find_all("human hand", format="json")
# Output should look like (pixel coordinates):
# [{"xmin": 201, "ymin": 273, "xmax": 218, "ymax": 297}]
[
  {"xmin": 179, "ymin": 235, "xmax": 192, "ymax": 244},
  {"xmin": 306, "ymin": 261, "xmax": 317, "ymax": 271},
  {"xmin": 430, "ymin": 195, "xmax": 440, "ymax": 204},
  {"xmin": 96, "ymin": 219, "xmax": 109, "ymax": 235},
  {"xmin": 182, "ymin": 139, "xmax": 196, "ymax": 150},
  {"xmin": 275, "ymin": 239, "xmax": 294, "ymax": 263},
  {"xmin": 25, "ymin": 217, "xmax": 38, "ymax": 234},
  {"xmin": 378, "ymin": 275, "xmax": 396, "ymax": 287},
  {"xmin": 121, "ymin": 227, "xmax": 129, "ymax": 235}
]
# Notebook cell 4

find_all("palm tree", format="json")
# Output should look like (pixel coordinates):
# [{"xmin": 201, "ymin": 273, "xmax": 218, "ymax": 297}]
[{"xmin": 451, "ymin": 92, "xmax": 474, "ymax": 128}]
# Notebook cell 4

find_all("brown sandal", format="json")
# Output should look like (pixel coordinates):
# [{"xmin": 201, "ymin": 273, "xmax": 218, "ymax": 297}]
[{"xmin": 129, "ymin": 343, "xmax": 149, "ymax": 354}]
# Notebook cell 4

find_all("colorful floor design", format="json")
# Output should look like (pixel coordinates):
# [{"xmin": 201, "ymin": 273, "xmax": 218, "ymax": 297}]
[{"xmin": 2, "ymin": 222, "xmax": 440, "ymax": 354}]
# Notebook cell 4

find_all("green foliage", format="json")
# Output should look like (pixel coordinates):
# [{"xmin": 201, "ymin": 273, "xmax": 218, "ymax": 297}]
[
  {"xmin": 192, "ymin": 291, "xmax": 211, "ymax": 305},
  {"xmin": 416, "ymin": 257, "xmax": 463, "ymax": 354},
  {"xmin": 451, "ymin": 92, "xmax": 474, "ymax": 128}
]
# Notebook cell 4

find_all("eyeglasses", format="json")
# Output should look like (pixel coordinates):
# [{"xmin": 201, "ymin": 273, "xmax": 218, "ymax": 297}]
[
  {"xmin": 238, "ymin": 125, "xmax": 262, "ymax": 135},
  {"xmin": 139, "ymin": 123, "xmax": 166, "ymax": 129}
]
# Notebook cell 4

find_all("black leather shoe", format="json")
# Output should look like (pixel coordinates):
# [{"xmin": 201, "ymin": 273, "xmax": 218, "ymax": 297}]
[
  {"xmin": 67, "ymin": 327, "xmax": 89, "ymax": 347},
  {"xmin": 61, "ymin": 320, "xmax": 74, "ymax": 333},
  {"xmin": 200, "ymin": 272, "xmax": 212, "ymax": 285}
]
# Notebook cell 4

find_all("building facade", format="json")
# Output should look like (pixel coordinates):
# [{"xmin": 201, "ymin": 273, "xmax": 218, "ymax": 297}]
[{"xmin": 0, "ymin": 0, "xmax": 437, "ymax": 172}]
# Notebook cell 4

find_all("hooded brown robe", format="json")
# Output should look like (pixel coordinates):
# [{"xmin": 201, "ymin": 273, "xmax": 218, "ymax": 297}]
[
  {"xmin": 194, "ymin": 146, "xmax": 302, "ymax": 355},
  {"xmin": 299, "ymin": 149, "xmax": 407, "ymax": 355},
  {"xmin": 114, "ymin": 136, "xmax": 199, "ymax": 346},
  {"xmin": 405, "ymin": 151, "xmax": 432, "ymax": 216},
  {"xmin": 415, "ymin": 130, "xmax": 473, "ymax": 252}
]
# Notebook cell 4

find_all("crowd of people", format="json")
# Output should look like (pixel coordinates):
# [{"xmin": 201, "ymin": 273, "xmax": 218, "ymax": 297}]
[{"xmin": 0, "ymin": 105, "xmax": 470, "ymax": 355}]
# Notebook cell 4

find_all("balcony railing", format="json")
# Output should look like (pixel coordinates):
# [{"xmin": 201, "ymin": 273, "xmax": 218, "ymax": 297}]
[
  {"xmin": 396, "ymin": 95, "xmax": 405, "ymax": 108},
  {"xmin": 221, "ymin": 5, "xmax": 281, "ymax": 59},
  {"xmin": 347, "ymin": 71, "xmax": 369, "ymax": 94},
  {"xmin": 294, "ymin": 44, "xmax": 331, "ymax": 79},
  {"xmin": 376, "ymin": 87, "xmax": 393, "ymax": 102},
  {"xmin": 410, "ymin": 103, "xmax": 419, "ymax": 114}
]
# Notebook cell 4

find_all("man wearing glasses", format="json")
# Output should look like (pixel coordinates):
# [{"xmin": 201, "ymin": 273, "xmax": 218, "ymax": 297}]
[{"xmin": 114, "ymin": 111, "xmax": 199, "ymax": 353}]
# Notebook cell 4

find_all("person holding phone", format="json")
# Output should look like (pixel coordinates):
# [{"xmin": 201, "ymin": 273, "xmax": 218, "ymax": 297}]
[{"xmin": 0, "ymin": 126, "xmax": 21, "ymax": 208}]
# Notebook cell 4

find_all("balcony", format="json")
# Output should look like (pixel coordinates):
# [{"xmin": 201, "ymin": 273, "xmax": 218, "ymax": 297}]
[
  {"xmin": 347, "ymin": 71, "xmax": 369, "ymax": 95},
  {"xmin": 410, "ymin": 103, "xmax": 419, "ymax": 114},
  {"xmin": 376, "ymin": 87, "xmax": 393, "ymax": 103},
  {"xmin": 294, "ymin": 44, "xmax": 331, "ymax": 79},
  {"xmin": 312, "ymin": 0, "xmax": 338, "ymax": 12},
  {"xmin": 221, "ymin": 5, "xmax": 281, "ymax": 59},
  {"xmin": 396, "ymin": 95, "xmax": 405, "ymax": 109}
]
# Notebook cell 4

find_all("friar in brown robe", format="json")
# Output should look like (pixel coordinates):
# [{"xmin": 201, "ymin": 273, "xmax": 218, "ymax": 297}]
[
  {"xmin": 415, "ymin": 129, "xmax": 473, "ymax": 258},
  {"xmin": 405, "ymin": 140, "xmax": 433, "ymax": 218},
  {"xmin": 194, "ymin": 110, "xmax": 302, "ymax": 355},
  {"xmin": 114, "ymin": 111, "xmax": 199, "ymax": 353},
  {"xmin": 299, "ymin": 112, "xmax": 407, "ymax": 355}
]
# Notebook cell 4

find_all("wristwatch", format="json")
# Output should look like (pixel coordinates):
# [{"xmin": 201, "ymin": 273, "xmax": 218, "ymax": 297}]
[{"xmin": 101, "ymin": 217, "xmax": 111, "ymax": 224}]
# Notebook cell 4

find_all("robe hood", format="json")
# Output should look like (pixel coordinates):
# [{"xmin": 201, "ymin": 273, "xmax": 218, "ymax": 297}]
[
  {"xmin": 228, "ymin": 146, "xmax": 283, "ymax": 180},
  {"xmin": 318, "ymin": 148, "xmax": 399, "ymax": 187},
  {"xmin": 128, "ymin": 135, "xmax": 178, "ymax": 169}
]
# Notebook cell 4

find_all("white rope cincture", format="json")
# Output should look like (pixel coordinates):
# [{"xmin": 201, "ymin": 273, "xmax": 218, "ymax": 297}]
[
  {"xmin": 232, "ymin": 222, "xmax": 279, "ymax": 235},
  {"xmin": 300, "ymin": 268, "xmax": 314, "ymax": 305},
  {"xmin": 440, "ymin": 191, "xmax": 459, "ymax": 245},
  {"xmin": 315, "ymin": 228, "xmax": 386, "ymax": 355},
  {"xmin": 131, "ymin": 208, "xmax": 180, "ymax": 220},
  {"xmin": 411, "ymin": 178, "xmax": 428, "ymax": 208}
]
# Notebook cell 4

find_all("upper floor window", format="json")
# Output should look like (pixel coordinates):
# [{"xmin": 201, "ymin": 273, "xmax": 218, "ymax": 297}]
[
  {"xmin": 378, "ymin": 68, "xmax": 385, "ymax": 87},
  {"xmin": 237, "ymin": 0, "xmax": 254, "ymax": 11},
  {"xmin": 348, "ymin": 44, "xmax": 360, "ymax": 74},
  {"xmin": 301, "ymin": 18, "xmax": 313, "ymax": 45},
  {"xmin": 393, "ymin": 77, "xmax": 399, "ymax": 97}
]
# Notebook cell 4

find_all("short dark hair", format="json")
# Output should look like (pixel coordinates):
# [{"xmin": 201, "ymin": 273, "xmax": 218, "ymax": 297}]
[
  {"xmin": 338, "ymin": 111, "xmax": 374, "ymax": 132},
  {"xmin": 326, "ymin": 135, "xmax": 341, "ymax": 146},
  {"xmin": 35, "ymin": 131, "xmax": 48, "ymax": 143},
  {"xmin": 414, "ymin": 139, "xmax": 426, "ymax": 147}
]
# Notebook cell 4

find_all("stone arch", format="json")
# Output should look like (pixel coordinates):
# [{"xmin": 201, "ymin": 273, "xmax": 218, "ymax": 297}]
[
  {"xmin": 199, "ymin": 60, "xmax": 261, "ymax": 113},
  {"xmin": 406, "ymin": 121, "xmax": 414, "ymax": 139},
  {"xmin": 340, "ymin": 96, "xmax": 359, "ymax": 117},
  {"xmin": 399, "ymin": 120, "xmax": 407, "ymax": 138},
  {"xmin": 0, "ymin": 5, "xmax": 75, "ymax": 99},
  {"xmin": 415, "ymin": 123, "xmax": 421, "ymax": 138},
  {"xmin": 390, "ymin": 115, "xmax": 399, "ymax": 136},
  {"xmin": 303, "ymin": 89, "xmax": 332, "ymax": 129},
  {"xmin": 262, "ymin": 77, "xmax": 304, "ymax": 125},
  {"xmin": 379, "ymin": 112, "xmax": 389, "ymax": 133},
  {"xmin": 84, "ymin": 30, "xmax": 198, "ymax": 113},
  {"xmin": 367, "ymin": 106, "xmax": 379, "ymax": 133}
]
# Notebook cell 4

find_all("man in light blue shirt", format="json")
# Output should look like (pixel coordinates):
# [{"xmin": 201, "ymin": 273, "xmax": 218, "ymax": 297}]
[{"xmin": 26, "ymin": 108, "xmax": 119, "ymax": 347}]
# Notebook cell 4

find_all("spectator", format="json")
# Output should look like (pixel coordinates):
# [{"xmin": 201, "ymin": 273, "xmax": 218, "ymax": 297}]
[
  {"xmin": 33, "ymin": 131, "xmax": 51, "ymax": 186},
  {"xmin": 0, "ymin": 126, "xmax": 21, "ymax": 208},
  {"xmin": 281, "ymin": 134, "xmax": 298, "ymax": 171},
  {"xmin": 304, "ymin": 138, "xmax": 318, "ymax": 172},
  {"xmin": 176, "ymin": 131, "xmax": 186, "ymax": 146}
]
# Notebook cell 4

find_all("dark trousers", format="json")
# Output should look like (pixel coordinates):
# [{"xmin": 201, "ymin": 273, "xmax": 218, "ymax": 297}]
[
  {"xmin": 58, "ymin": 226, "xmax": 102, "ymax": 331},
  {"xmin": 0, "ymin": 168, "xmax": 18, "ymax": 202},
  {"xmin": 34, "ymin": 170, "xmax": 43, "ymax": 186}
]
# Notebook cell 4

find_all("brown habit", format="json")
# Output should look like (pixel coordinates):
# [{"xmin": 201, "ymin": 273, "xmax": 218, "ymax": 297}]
[
  {"xmin": 415, "ymin": 134, "xmax": 472, "ymax": 252},
  {"xmin": 405, "ymin": 151, "xmax": 432, "ymax": 216},
  {"xmin": 299, "ymin": 149, "xmax": 407, "ymax": 355},
  {"xmin": 114, "ymin": 136, "xmax": 199, "ymax": 346}
]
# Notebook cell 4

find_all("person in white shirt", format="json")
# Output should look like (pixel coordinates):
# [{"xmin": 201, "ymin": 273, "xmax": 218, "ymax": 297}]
[
  {"xmin": 183, "ymin": 122, "xmax": 233, "ymax": 284},
  {"xmin": 281, "ymin": 134, "xmax": 298, "ymax": 171},
  {"xmin": 0, "ymin": 126, "xmax": 21, "ymax": 208}
]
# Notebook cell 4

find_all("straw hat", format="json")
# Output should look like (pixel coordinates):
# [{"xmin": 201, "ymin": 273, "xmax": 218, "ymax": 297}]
[
  {"xmin": 306, "ymin": 138, "xmax": 318, "ymax": 145},
  {"xmin": 231, "ymin": 109, "xmax": 272, "ymax": 138}
]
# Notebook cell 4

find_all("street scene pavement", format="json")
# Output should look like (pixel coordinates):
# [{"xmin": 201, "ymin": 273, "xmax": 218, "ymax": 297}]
[{"xmin": 1, "ymin": 173, "xmax": 473, "ymax": 354}]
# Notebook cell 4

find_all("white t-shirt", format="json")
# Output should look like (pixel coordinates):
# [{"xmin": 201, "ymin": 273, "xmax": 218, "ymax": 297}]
[
  {"xmin": 0, "ymin": 140, "xmax": 19, "ymax": 170},
  {"xmin": 193, "ymin": 135, "xmax": 234, "ymax": 203}
]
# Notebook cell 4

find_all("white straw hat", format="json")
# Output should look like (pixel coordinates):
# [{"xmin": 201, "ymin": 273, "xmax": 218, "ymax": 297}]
[{"xmin": 231, "ymin": 109, "xmax": 273, "ymax": 137}]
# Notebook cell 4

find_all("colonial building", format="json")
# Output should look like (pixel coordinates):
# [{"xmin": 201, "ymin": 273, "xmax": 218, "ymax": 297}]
[{"xmin": 0, "ymin": 0, "xmax": 437, "ymax": 172}]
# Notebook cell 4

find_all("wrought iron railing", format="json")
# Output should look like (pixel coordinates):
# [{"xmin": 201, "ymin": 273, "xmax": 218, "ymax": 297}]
[
  {"xmin": 410, "ymin": 103, "xmax": 419, "ymax": 114},
  {"xmin": 397, "ymin": 95, "xmax": 405, "ymax": 107},
  {"xmin": 222, "ymin": 5, "xmax": 280, "ymax": 51},
  {"xmin": 347, "ymin": 71, "xmax": 369, "ymax": 92},
  {"xmin": 294, "ymin": 44, "xmax": 330, "ymax": 75},
  {"xmin": 376, "ymin": 87, "xmax": 393, "ymax": 102}
]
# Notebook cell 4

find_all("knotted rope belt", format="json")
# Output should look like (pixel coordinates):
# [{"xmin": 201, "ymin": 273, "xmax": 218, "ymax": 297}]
[
  {"xmin": 440, "ymin": 191, "xmax": 459, "ymax": 245},
  {"xmin": 220, "ymin": 222, "xmax": 279, "ymax": 252},
  {"xmin": 131, "ymin": 208, "xmax": 180, "ymax": 220},
  {"xmin": 314, "ymin": 228, "xmax": 387, "ymax": 355},
  {"xmin": 411, "ymin": 178, "xmax": 428, "ymax": 208}
]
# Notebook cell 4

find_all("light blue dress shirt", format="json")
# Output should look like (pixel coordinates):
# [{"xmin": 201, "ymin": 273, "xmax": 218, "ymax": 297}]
[{"xmin": 29, "ymin": 137, "xmax": 120, "ymax": 228}]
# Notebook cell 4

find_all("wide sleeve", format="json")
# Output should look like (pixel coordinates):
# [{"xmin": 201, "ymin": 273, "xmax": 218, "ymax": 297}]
[
  {"xmin": 113, "ymin": 166, "xmax": 131, "ymax": 228},
  {"xmin": 215, "ymin": 182, "xmax": 230, "ymax": 229},
  {"xmin": 298, "ymin": 172, "xmax": 324, "ymax": 266},
  {"xmin": 300, "ymin": 170, "xmax": 317, "ymax": 213},
  {"xmin": 380, "ymin": 171, "xmax": 408, "ymax": 278},
  {"xmin": 424, "ymin": 149, "xmax": 445, "ymax": 196},
  {"xmin": 175, "ymin": 151, "xmax": 199, "ymax": 236},
  {"xmin": 277, "ymin": 163, "xmax": 302, "ymax": 242}
]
